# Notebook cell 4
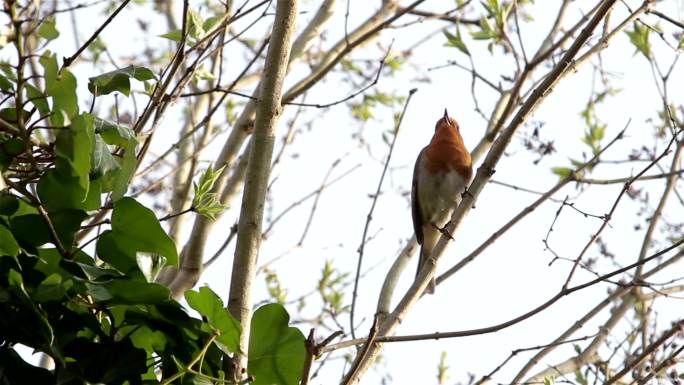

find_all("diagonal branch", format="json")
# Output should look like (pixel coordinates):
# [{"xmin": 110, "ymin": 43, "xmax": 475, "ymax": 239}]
[{"xmin": 344, "ymin": 1, "xmax": 621, "ymax": 382}]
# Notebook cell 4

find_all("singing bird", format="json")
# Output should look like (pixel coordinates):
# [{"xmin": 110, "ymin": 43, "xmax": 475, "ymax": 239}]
[{"xmin": 411, "ymin": 109, "xmax": 472, "ymax": 294}]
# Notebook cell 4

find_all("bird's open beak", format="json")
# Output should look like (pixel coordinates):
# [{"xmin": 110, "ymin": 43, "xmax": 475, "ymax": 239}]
[{"xmin": 443, "ymin": 109, "xmax": 449, "ymax": 121}]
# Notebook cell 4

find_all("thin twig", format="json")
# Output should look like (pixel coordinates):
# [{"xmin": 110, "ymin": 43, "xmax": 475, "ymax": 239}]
[
  {"xmin": 324, "ymin": 237, "xmax": 684, "ymax": 354},
  {"xmin": 605, "ymin": 320, "xmax": 684, "ymax": 385},
  {"xmin": 62, "ymin": 0, "xmax": 132, "ymax": 67},
  {"xmin": 349, "ymin": 88, "xmax": 416, "ymax": 339}
]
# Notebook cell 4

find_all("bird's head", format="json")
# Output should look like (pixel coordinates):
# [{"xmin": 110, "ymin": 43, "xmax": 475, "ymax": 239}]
[{"xmin": 435, "ymin": 109, "xmax": 459, "ymax": 132}]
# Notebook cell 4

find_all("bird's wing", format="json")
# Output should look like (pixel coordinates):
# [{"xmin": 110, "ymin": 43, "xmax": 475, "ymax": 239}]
[{"xmin": 411, "ymin": 148, "xmax": 426, "ymax": 245}]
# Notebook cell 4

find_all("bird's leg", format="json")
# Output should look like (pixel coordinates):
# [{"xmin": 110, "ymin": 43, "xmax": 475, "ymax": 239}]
[
  {"xmin": 432, "ymin": 222, "xmax": 454, "ymax": 240},
  {"xmin": 461, "ymin": 187, "xmax": 475, "ymax": 209}
]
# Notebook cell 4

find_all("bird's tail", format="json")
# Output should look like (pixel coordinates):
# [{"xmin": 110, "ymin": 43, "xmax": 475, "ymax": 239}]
[{"xmin": 417, "ymin": 245, "xmax": 436, "ymax": 295}]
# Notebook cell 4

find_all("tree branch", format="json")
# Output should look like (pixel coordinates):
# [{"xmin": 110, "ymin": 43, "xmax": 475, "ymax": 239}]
[{"xmin": 226, "ymin": 0, "xmax": 298, "ymax": 376}]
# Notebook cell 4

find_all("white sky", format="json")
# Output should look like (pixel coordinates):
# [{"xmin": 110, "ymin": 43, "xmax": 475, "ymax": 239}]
[{"xmin": 10, "ymin": 1, "xmax": 684, "ymax": 384}]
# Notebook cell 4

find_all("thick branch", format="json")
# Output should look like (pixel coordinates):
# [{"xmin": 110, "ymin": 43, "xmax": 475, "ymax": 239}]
[{"xmin": 226, "ymin": 0, "xmax": 298, "ymax": 375}]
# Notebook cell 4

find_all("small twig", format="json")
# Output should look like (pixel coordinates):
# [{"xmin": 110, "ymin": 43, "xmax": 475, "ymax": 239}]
[
  {"xmin": 489, "ymin": 179, "xmax": 564, "ymax": 201},
  {"xmin": 561, "ymin": 126, "xmax": 682, "ymax": 290},
  {"xmin": 37, "ymin": 205, "xmax": 68, "ymax": 257},
  {"xmin": 605, "ymin": 320, "xmax": 684, "ymax": 385},
  {"xmin": 297, "ymin": 158, "xmax": 344, "ymax": 246},
  {"xmin": 543, "ymin": 196, "xmax": 569, "ymax": 266},
  {"xmin": 438, "ymin": 124, "xmax": 627, "ymax": 285},
  {"xmin": 342, "ymin": 316, "xmax": 380, "ymax": 385},
  {"xmin": 182, "ymin": 46, "xmax": 390, "ymax": 110},
  {"xmin": 575, "ymin": 170, "xmax": 684, "ymax": 185},
  {"xmin": 301, "ymin": 329, "xmax": 317, "ymax": 385},
  {"xmin": 323, "ymin": 238, "xmax": 684, "ymax": 354},
  {"xmin": 158, "ymin": 206, "xmax": 195, "ymax": 222},
  {"xmin": 159, "ymin": 332, "xmax": 218, "ymax": 385},
  {"xmin": 62, "ymin": 0, "xmax": 132, "ymax": 68},
  {"xmin": 473, "ymin": 332, "xmax": 601, "ymax": 385},
  {"xmin": 301, "ymin": 329, "xmax": 343, "ymax": 385},
  {"xmin": 261, "ymin": 164, "xmax": 360, "ymax": 239},
  {"xmin": 202, "ymin": 223, "xmax": 238, "ymax": 269},
  {"xmin": 349, "ymin": 88, "xmax": 416, "ymax": 339},
  {"xmin": 287, "ymin": 46, "xmax": 391, "ymax": 108},
  {"xmin": 634, "ymin": 344, "xmax": 684, "ymax": 385}
]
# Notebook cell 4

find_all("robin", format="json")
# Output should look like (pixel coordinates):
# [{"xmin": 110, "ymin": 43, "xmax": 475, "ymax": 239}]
[{"xmin": 411, "ymin": 109, "xmax": 472, "ymax": 294}]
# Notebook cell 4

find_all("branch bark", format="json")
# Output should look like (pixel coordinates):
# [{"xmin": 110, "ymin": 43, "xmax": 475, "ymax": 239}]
[{"xmin": 225, "ymin": 0, "xmax": 298, "ymax": 376}]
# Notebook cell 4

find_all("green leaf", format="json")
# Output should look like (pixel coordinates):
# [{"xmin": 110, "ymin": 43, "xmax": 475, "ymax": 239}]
[
  {"xmin": 248, "ymin": 304, "xmax": 306, "ymax": 385},
  {"xmin": 25, "ymin": 84, "xmax": 50, "ymax": 116},
  {"xmin": 97, "ymin": 197, "xmax": 178, "ymax": 270},
  {"xmin": 33, "ymin": 273, "xmax": 72, "ymax": 302},
  {"xmin": 159, "ymin": 29, "xmax": 182, "ymax": 42},
  {"xmin": 2, "ymin": 137, "xmax": 24, "ymax": 156},
  {"xmin": 0, "ymin": 107, "xmax": 33, "ymax": 131},
  {"xmin": 92, "ymin": 232, "xmax": 135, "ymax": 278},
  {"xmin": 192, "ymin": 164, "xmax": 228, "ymax": 220},
  {"xmin": 62, "ymin": 259, "xmax": 122, "ymax": 282},
  {"xmin": 39, "ymin": 52, "xmax": 78, "ymax": 126},
  {"xmin": 187, "ymin": 10, "xmax": 205, "ymax": 39},
  {"xmin": 10, "ymin": 210, "xmax": 86, "ymax": 249},
  {"xmin": 575, "ymin": 369, "xmax": 587, "ymax": 385},
  {"xmin": 86, "ymin": 280, "xmax": 170, "ymax": 304},
  {"xmin": 203, "ymin": 14, "xmax": 227, "ymax": 33},
  {"xmin": 0, "ymin": 74, "xmax": 13, "ymax": 91},
  {"xmin": 551, "ymin": 167, "xmax": 572, "ymax": 178},
  {"xmin": 625, "ymin": 22, "xmax": 651, "ymax": 59},
  {"xmin": 7, "ymin": 269, "xmax": 55, "ymax": 346},
  {"xmin": 10, "ymin": 197, "xmax": 37, "ymax": 216},
  {"xmin": 55, "ymin": 113, "xmax": 94, "ymax": 194},
  {"xmin": 185, "ymin": 286, "xmax": 241, "ymax": 354},
  {"xmin": 128, "ymin": 324, "xmax": 168, "ymax": 353},
  {"xmin": 0, "ymin": 223, "xmax": 20, "ymax": 256},
  {"xmin": 443, "ymin": 29, "xmax": 470, "ymax": 55},
  {"xmin": 194, "ymin": 66, "xmax": 216, "ymax": 81},
  {"xmin": 471, "ymin": 17, "xmax": 498, "ymax": 40},
  {"xmin": 351, "ymin": 102, "xmax": 372, "ymax": 121},
  {"xmin": 88, "ymin": 65, "xmax": 157, "ymax": 96},
  {"xmin": 37, "ymin": 169, "xmax": 100, "ymax": 212},
  {"xmin": 111, "ymin": 139, "xmax": 137, "ymax": 201},
  {"xmin": 91, "ymin": 135, "xmax": 120, "ymax": 181},
  {"xmin": 92, "ymin": 117, "xmax": 136, "ymax": 196},
  {"xmin": 0, "ymin": 191, "xmax": 20, "ymax": 215},
  {"xmin": 87, "ymin": 37, "xmax": 107, "ymax": 63},
  {"xmin": 543, "ymin": 376, "xmax": 555, "ymax": 385},
  {"xmin": 38, "ymin": 18, "xmax": 60, "ymax": 41},
  {"xmin": 60, "ymin": 337, "xmax": 147, "ymax": 383},
  {"xmin": 94, "ymin": 117, "xmax": 136, "ymax": 147},
  {"xmin": 10, "ymin": 215, "xmax": 50, "ymax": 247}
]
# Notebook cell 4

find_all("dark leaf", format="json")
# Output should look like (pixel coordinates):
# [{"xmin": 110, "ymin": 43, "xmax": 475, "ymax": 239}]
[
  {"xmin": 185, "ymin": 286, "xmax": 241, "ymax": 354},
  {"xmin": 248, "ymin": 304, "xmax": 306, "ymax": 385},
  {"xmin": 88, "ymin": 65, "xmax": 157, "ymax": 96}
]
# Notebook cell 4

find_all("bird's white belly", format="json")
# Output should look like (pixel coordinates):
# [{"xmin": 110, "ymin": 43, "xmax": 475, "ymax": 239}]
[{"xmin": 417, "ymin": 169, "xmax": 467, "ymax": 224}]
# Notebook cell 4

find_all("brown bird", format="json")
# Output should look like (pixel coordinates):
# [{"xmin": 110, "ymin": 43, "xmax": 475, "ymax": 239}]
[{"xmin": 411, "ymin": 109, "xmax": 472, "ymax": 294}]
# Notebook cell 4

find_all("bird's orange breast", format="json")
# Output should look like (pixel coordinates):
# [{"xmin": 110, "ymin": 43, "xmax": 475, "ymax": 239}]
[{"xmin": 424, "ymin": 126, "xmax": 472, "ymax": 179}]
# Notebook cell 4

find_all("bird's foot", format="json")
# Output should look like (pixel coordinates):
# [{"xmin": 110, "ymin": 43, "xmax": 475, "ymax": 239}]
[{"xmin": 432, "ymin": 222, "xmax": 454, "ymax": 240}]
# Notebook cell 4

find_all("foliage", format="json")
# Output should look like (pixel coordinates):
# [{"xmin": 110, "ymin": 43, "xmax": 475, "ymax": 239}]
[
  {"xmin": 192, "ymin": 164, "xmax": 229, "ymax": 220},
  {"xmin": 625, "ymin": 22, "xmax": 651, "ymax": 59},
  {"xmin": 0, "ymin": 3, "xmax": 305, "ymax": 384}
]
